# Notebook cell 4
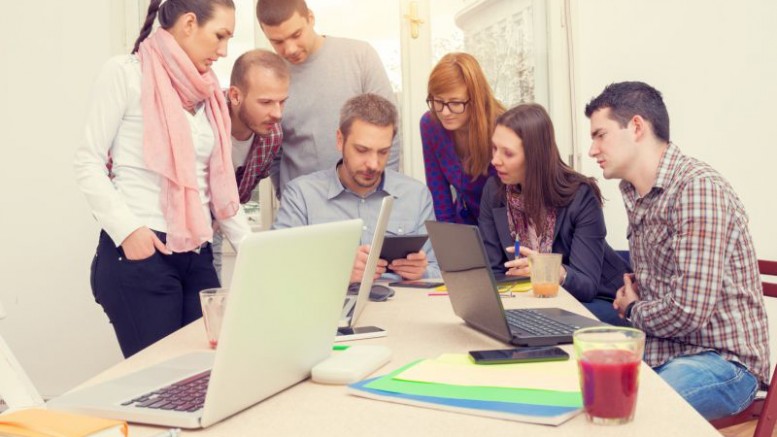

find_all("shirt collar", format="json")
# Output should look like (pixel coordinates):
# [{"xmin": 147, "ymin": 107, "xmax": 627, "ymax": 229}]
[
  {"xmin": 326, "ymin": 160, "xmax": 395, "ymax": 200},
  {"xmin": 620, "ymin": 142, "xmax": 680, "ymax": 202},
  {"xmin": 653, "ymin": 142, "xmax": 681, "ymax": 191}
]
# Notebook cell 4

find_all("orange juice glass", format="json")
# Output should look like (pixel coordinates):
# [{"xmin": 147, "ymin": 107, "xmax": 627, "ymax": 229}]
[{"xmin": 529, "ymin": 253, "xmax": 562, "ymax": 298}]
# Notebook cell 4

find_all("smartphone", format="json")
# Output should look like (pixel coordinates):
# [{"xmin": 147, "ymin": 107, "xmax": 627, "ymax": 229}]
[
  {"xmin": 388, "ymin": 280, "xmax": 444, "ymax": 289},
  {"xmin": 335, "ymin": 325, "xmax": 387, "ymax": 342},
  {"xmin": 468, "ymin": 346, "xmax": 569, "ymax": 364}
]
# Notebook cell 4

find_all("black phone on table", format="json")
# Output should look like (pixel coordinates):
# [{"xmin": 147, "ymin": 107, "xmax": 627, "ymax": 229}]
[
  {"xmin": 468, "ymin": 346, "xmax": 569, "ymax": 364},
  {"xmin": 388, "ymin": 280, "xmax": 444, "ymax": 289}
]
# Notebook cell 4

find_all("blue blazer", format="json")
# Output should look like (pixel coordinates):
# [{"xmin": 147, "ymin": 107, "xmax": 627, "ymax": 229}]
[{"xmin": 478, "ymin": 176, "xmax": 630, "ymax": 302}]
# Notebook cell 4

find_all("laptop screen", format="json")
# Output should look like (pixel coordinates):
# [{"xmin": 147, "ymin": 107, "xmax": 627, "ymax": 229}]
[{"xmin": 425, "ymin": 221, "xmax": 514, "ymax": 343}]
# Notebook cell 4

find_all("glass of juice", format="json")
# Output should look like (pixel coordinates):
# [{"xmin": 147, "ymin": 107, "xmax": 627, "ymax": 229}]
[
  {"xmin": 199, "ymin": 288, "xmax": 228, "ymax": 348},
  {"xmin": 573, "ymin": 326, "xmax": 646, "ymax": 424},
  {"xmin": 528, "ymin": 253, "xmax": 562, "ymax": 298}
]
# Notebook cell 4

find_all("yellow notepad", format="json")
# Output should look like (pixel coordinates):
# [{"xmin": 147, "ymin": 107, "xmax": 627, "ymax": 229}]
[{"xmin": 0, "ymin": 408, "xmax": 127, "ymax": 437}]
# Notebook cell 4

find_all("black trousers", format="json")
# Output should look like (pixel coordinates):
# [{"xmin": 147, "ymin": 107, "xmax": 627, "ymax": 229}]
[{"xmin": 91, "ymin": 231, "xmax": 220, "ymax": 358}]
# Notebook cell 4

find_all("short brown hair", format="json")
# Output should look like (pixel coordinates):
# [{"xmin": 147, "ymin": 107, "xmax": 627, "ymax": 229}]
[
  {"xmin": 339, "ymin": 94, "xmax": 398, "ymax": 140},
  {"xmin": 256, "ymin": 0, "xmax": 309, "ymax": 26},
  {"xmin": 230, "ymin": 49, "xmax": 289, "ymax": 90}
]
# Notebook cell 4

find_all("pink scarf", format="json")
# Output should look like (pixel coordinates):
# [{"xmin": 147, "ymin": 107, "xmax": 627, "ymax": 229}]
[
  {"xmin": 138, "ymin": 29, "xmax": 239, "ymax": 253},
  {"xmin": 505, "ymin": 184, "xmax": 557, "ymax": 254}
]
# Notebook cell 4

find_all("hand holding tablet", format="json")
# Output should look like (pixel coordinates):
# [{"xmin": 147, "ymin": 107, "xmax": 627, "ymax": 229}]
[{"xmin": 379, "ymin": 235, "xmax": 428, "ymax": 262}]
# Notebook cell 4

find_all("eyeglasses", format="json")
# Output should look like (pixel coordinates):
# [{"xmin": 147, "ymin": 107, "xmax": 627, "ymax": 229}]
[{"xmin": 426, "ymin": 98, "xmax": 470, "ymax": 114}]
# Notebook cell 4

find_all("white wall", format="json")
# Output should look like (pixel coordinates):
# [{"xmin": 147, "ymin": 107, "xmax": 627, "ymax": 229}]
[
  {"xmin": 1, "ymin": 0, "xmax": 775, "ymax": 398},
  {"xmin": 571, "ymin": 0, "xmax": 777, "ymax": 262},
  {"xmin": 0, "ymin": 1, "xmax": 127, "ymax": 397}
]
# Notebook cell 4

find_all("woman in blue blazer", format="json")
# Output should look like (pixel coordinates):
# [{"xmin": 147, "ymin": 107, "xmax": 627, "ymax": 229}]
[{"xmin": 479, "ymin": 103, "xmax": 630, "ymax": 326}]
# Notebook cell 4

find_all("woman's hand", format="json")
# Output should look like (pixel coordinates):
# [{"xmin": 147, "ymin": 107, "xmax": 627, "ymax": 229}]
[
  {"xmin": 504, "ymin": 246, "xmax": 566, "ymax": 283},
  {"xmin": 120, "ymin": 227, "xmax": 170, "ymax": 260},
  {"xmin": 503, "ymin": 246, "xmax": 536, "ymax": 277}
]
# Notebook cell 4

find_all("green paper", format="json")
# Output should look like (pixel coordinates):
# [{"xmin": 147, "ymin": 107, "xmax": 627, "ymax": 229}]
[{"xmin": 365, "ymin": 360, "xmax": 582, "ymax": 408}]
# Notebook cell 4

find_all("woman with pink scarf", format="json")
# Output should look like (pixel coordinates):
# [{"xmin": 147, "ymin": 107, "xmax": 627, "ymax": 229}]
[{"xmin": 74, "ymin": 0, "xmax": 249, "ymax": 357}]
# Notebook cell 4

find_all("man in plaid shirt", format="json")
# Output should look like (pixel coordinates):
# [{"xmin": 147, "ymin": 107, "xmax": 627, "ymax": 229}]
[
  {"xmin": 213, "ymin": 50, "xmax": 289, "ymax": 276},
  {"xmin": 585, "ymin": 81, "xmax": 769, "ymax": 420}
]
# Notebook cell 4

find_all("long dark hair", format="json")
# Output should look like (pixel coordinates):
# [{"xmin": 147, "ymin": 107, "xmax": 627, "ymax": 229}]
[
  {"xmin": 131, "ymin": 0, "xmax": 235, "ymax": 54},
  {"xmin": 496, "ymin": 103, "xmax": 602, "ymax": 232}
]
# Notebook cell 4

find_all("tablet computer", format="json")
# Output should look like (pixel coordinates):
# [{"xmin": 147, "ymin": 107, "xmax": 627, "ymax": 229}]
[{"xmin": 379, "ymin": 235, "xmax": 428, "ymax": 262}]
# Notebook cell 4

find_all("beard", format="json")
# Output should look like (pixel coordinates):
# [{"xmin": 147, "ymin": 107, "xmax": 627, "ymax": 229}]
[{"xmin": 237, "ymin": 105, "xmax": 275, "ymax": 136}]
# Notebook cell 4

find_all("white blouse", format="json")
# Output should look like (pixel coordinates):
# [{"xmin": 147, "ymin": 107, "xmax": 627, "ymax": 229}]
[{"xmin": 74, "ymin": 54, "xmax": 250, "ymax": 250}]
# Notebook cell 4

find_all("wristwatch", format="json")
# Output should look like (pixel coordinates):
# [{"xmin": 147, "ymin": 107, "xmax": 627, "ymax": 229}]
[{"xmin": 625, "ymin": 301, "xmax": 637, "ymax": 321}]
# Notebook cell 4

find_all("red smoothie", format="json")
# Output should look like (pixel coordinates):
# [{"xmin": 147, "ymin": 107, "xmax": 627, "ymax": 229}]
[{"xmin": 579, "ymin": 349, "xmax": 640, "ymax": 420}]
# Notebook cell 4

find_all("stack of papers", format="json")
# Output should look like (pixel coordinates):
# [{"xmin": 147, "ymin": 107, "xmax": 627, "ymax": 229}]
[{"xmin": 348, "ymin": 354, "xmax": 582, "ymax": 425}]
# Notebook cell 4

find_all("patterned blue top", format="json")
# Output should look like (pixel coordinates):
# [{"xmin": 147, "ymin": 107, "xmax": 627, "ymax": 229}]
[{"xmin": 420, "ymin": 111, "xmax": 493, "ymax": 225}]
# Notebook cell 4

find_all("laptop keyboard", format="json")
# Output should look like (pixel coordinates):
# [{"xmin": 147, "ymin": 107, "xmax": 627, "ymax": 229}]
[
  {"xmin": 120, "ymin": 370, "xmax": 210, "ymax": 412},
  {"xmin": 505, "ymin": 309, "xmax": 579, "ymax": 336}
]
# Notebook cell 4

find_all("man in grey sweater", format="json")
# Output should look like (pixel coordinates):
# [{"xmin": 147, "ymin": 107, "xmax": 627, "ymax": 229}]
[{"xmin": 256, "ymin": 0, "xmax": 401, "ymax": 195}]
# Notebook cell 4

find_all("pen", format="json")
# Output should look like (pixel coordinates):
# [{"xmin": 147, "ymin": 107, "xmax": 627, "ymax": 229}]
[
  {"xmin": 514, "ymin": 236, "xmax": 520, "ymax": 260},
  {"xmin": 148, "ymin": 428, "xmax": 181, "ymax": 437},
  {"xmin": 427, "ymin": 292, "xmax": 448, "ymax": 296}
]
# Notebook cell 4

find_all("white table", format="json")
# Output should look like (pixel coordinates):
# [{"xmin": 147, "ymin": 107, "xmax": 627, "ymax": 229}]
[{"xmin": 77, "ymin": 286, "xmax": 722, "ymax": 436}]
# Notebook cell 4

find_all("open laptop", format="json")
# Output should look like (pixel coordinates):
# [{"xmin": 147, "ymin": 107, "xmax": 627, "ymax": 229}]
[
  {"xmin": 48, "ymin": 220, "xmax": 362, "ymax": 428},
  {"xmin": 336, "ymin": 196, "xmax": 393, "ymax": 341},
  {"xmin": 425, "ymin": 221, "xmax": 605, "ymax": 347}
]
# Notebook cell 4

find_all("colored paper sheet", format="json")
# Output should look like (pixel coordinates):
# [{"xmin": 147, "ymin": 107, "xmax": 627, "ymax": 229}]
[
  {"xmin": 497, "ymin": 281, "xmax": 532, "ymax": 294},
  {"xmin": 395, "ymin": 353, "xmax": 580, "ymax": 392},
  {"xmin": 349, "ymin": 378, "xmax": 581, "ymax": 426},
  {"xmin": 364, "ymin": 362, "xmax": 582, "ymax": 408},
  {"xmin": 433, "ymin": 281, "xmax": 531, "ymax": 293},
  {"xmin": 0, "ymin": 408, "xmax": 127, "ymax": 437}
]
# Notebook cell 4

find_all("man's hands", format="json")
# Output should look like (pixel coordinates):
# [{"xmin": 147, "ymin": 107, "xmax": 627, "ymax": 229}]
[
  {"xmin": 388, "ymin": 250, "xmax": 428, "ymax": 281},
  {"xmin": 613, "ymin": 273, "xmax": 640, "ymax": 319},
  {"xmin": 351, "ymin": 245, "xmax": 428, "ymax": 282},
  {"xmin": 351, "ymin": 245, "xmax": 388, "ymax": 283}
]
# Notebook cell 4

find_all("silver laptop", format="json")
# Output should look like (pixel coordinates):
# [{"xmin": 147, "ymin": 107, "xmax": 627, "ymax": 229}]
[
  {"xmin": 426, "ymin": 221, "xmax": 605, "ymax": 347},
  {"xmin": 48, "ymin": 220, "xmax": 362, "ymax": 428},
  {"xmin": 340, "ymin": 195, "xmax": 394, "ymax": 328},
  {"xmin": 336, "ymin": 196, "xmax": 393, "ymax": 340}
]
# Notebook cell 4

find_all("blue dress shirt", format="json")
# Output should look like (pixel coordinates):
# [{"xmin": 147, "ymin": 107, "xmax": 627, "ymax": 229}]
[{"xmin": 273, "ymin": 164, "xmax": 440, "ymax": 278}]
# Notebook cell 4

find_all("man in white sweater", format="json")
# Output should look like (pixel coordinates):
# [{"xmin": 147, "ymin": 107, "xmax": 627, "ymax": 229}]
[{"xmin": 256, "ymin": 0, "xmax": 401, "ymax": 194}]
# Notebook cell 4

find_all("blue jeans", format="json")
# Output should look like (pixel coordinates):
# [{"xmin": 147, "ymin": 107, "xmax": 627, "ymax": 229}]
[{"xmin": 654, "ymin": 351, "xmax": 759, "ymax": 420}]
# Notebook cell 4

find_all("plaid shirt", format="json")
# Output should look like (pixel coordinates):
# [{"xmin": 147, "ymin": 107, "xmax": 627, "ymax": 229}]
[
  {"xmin": 623, "ymin": 143, "xmax": 770, "ymax": 384},
  {"xmin": 235, "ymin": 122, "xmax": 282, "ymax": 203}
]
